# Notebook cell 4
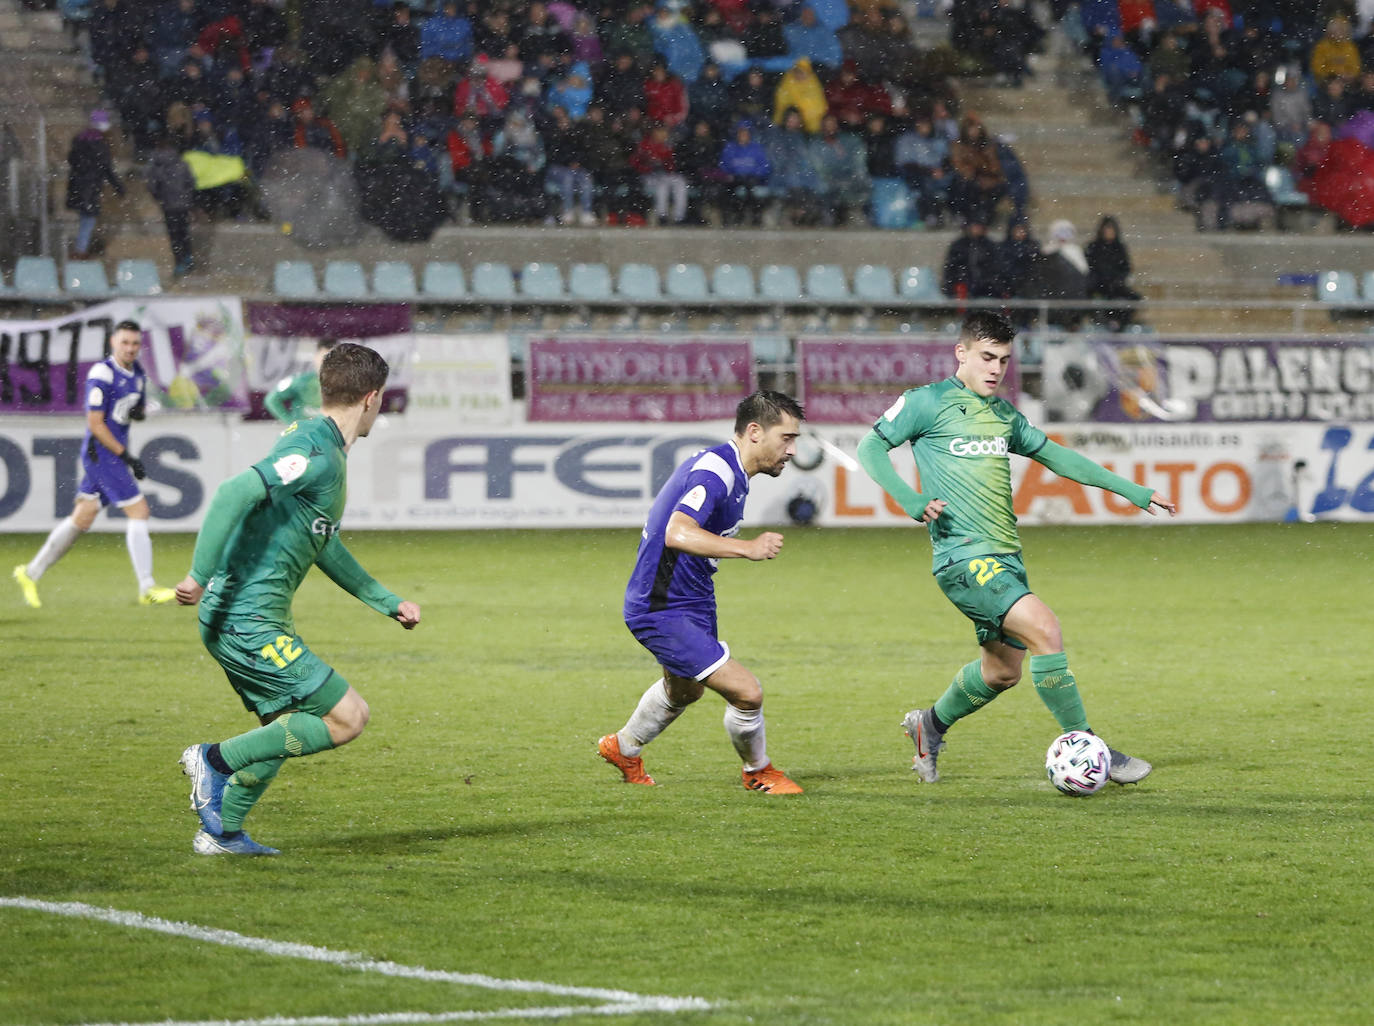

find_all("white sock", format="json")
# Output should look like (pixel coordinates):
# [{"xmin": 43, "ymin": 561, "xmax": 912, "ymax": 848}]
[
  {"xmin": 617, "ymin": 679, "xmax": 686, "ymax": 757},
  {"xmin": 28, "ymin": 517, "xmax": 83, "ymax": 581},
  {"xmin": 126, "ymin": 518, "xmax": 156, "ymax": 593},
  {"xmin": 724, "ymin": 703, "xmax": 768, "ymax": 771}
]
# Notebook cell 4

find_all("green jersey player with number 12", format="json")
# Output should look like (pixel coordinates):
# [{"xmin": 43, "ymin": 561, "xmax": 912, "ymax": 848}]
[
  {"xmin": 857, "ymin": 311, "xmax": 1176, "ymax": 786},
  {"xmin": 174, "ymin": 343, "xmax": 421, "ymax": 855}
]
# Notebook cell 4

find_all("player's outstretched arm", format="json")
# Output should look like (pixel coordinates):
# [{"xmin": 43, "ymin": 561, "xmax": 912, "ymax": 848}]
[
  {"xmin": 315, "ymin": 535, "xmax": 413, "ymax": 621},
  {"xmin": 1033, "ymin": 440, "xmax": 1175, "ymax": 514},
  {"xmin": 665, "ymin": 511, "xmax": 783, "ymax": 561},
  {"xmin": 177, "ymin": 470, "xmax": 268, "ymax": 604},
  {"xmin": 262, "ymin": 379, "xmax": 296, "ymax": 423},
  {"xmin": 856, "ymin": 429, "xmax": 944, "ymax": 524}
]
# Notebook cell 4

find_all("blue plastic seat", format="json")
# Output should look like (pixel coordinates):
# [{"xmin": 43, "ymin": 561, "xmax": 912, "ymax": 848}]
[
  {"xmin": 372, "ymin": 261, "xmax": 417, "ymax": 299},
  {"xmin": 758, "ymin": 264, "xmax": 802, "ymax": 302},
  {"xmin": 853, "ymin": 264, "xmax": 896, "ymax": 302},
  {"xmin": 421, "ymin": 261, "xmax": 466, "ymax": 300},
  {"xmin": 1361, "ymin": 272, "xmax": 1374, "ymax": 304},
  {"xmin": 711, "ymin": 263, "xmax": 756, "ymax": 301},
  {"xmin": 471, "ymin": 261, "xmax": 516, "ymax": 300},
  {"xmin": 805, "ymin": 264, "xmax": 852, "ymax": 303},
  {"xmin": 13, "ymin": 256, "xmax": 62, "ymax": 297},
  {"xmin": 273, "ymin": 260, "xmax": 319, "ymax": 298},
  {"xmin": 114, "ymin": 259, "xmax": 163, "ymax": 296},
  {"xmin": 869, "ymin": 177, "xmax": 916, "ymax": 230},
  {"xmin": 1317, "ymin": 270, "xmax": 1357, "ymax": 305},
  {"xmin": 64, "ymin": 260, "xmax": 111, "ymax": 298},
  {"xmin": 1265, "ymin": 165, "xmax": 1309, "ymax": 208},
  {"xmin": 899, "ymin": 265, "xmax": 941, "ymax": 302},
  {"xmin": 520, "ymin": 262, "xmax": 565, "ymax": 300},
  {"xmin": 569, "ymin": 262, "xmax": 613, "ymax": 301},
  {"xmin": 323, "ymin": 260, "xmax": 369, "ymax": 299},
  {"xmin": 665, "ymin": 263, "xmax": 709, "ymax": 301},
  {"xmin": 617, "ymin": 262, "xmax": 662, "ymax": 301}
]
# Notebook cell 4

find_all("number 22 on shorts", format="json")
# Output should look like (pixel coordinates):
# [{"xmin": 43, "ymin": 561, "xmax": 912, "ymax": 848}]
[
  {"xmin": 260, "ymin": 635, "xmax": 303, "ymax": 669},
  {"xmin": 969, "ymin": 557, "xmax": 1006, "ymax": 586}
]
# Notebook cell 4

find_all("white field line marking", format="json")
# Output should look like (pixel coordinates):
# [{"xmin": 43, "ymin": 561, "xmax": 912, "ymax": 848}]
[{"xmin": 2, "ymin": 897, "xmax": 712, "ymax": 1022}]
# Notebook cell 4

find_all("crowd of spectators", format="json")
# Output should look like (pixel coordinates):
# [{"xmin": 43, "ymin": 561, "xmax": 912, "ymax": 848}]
[
  {"xmin": 77, "ymin": 0, "xmax": 1044, "ymax": 236},
  {"xmin": 1075, "ymin": 0, "xmax": 1374, "ymax": 231}
]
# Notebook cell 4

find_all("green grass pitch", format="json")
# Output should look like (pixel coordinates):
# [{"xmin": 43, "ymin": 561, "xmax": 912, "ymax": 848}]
[{"xmin": 2, "ymin": 522, "xmax": 1371, "ymax": 1025}]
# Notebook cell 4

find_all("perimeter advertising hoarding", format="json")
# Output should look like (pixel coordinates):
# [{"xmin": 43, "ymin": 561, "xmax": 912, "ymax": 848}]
[
  {"xmin": 525, "ymin": 338, "xmax": 754, "ymax": 421},
  {"xmin": 2, "ymin": 419, "xmax": 1371, "ymax": 532},
  {"xmin": 0, "ymin": 297, "xmax": 247, "ymax": 413},
  {"xmin": 1042, "ymin": 337, "xmax": 1374, "ymax": 423}
]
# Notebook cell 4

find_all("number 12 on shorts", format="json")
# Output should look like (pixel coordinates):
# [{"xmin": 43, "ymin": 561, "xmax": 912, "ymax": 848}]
[
  {"xmin": 969, "ymin": 557, "xmax": 1006, "ymax": 586},
  {"xmin": 261, "ymin": 635, "xmax": 303, "ymax": 668}
]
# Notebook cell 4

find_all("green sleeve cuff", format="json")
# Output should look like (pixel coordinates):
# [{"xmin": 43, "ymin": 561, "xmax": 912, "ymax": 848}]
[
  {"xmin": 315, "ymin": 536, "xmax": 401, "ymax": 617},
  {"xmin": 189, "ymin": 469, "xmax": 268, "ymax": 584},
  {"xmin": 1033, "ymin": 440, "xmax": 1154, "ymax": 508},
  {"xmin": 857, "ymin": 429, "xmax": 931, "ymax": 520}
]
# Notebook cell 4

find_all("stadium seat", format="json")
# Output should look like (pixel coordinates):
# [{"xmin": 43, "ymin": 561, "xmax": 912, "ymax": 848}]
[
  {"xmin": 569, "ymin": 262, "xmax": 613, "ymax": 301},
  {"xmin": 421, "ymin": 261, "xmax": 466, "ymax": 300},
  {"xmin": 63, "ymin": 260, "xmax": 111, "ymax": 298},
  {"xmin": 898, "ymin": 265, "xmax": 941, "ymax": 303},
  {"xmin": 869, "ymin": 177, "xmax": 916, "ymax": 230},
  {"xmin": 1317, "ymin": 270, "xmax": 1357, "ymax": 305},
  {"xmin": 520, "ymin": 262, "xmax": 565, "ymax": 300},
  {"xmin": 13, "ymin": 256, "xmax": 62, "ymax": 298},
  {"xmin": 665, "ymin": 263, "xmax": 709, "ymax": 302},
  {"xmin": 853, "ymin": 264, "xmax": 897, "ymax": 302},
  {"xmin": 805, "ymin": 264, "xmax": 852, "ymax": 303},
  {"xmin": 758, "ymin": 264, "xmax": 802, "ymax": 302},
  {"xmin": 323, "ymin": 260, "xmax": 369, "ymax": 299},
  {"xmin": 616, "ymin": 262, "xmax": 662, "ymax": 301},
  {"xmin": 114, "ymin": 259, "xmax": 163, "ymax": 296},
  {"xmin": 711, "ymin": 263, "xmax": 756, "ymax": 301},
  {"xmin": 273, "ymin": 260, "xmax": 319, "ymax": 298},
  {"xmin": 1265, "ymin": 165, "xmax": 1312, "ymax": 230},
  {"xmin": 372, "ymin": 261, "xmax": 418, "ymax": 299},
  {"xmin": 471, "ymin": 261, "xmax": 516, "ymax": 300}
]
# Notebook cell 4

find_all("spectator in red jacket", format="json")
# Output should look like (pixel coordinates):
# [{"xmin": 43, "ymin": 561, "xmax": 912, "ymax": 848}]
[
  {"xmin": 291, "ymin": 98, "xmax": 346, "ymax": 158},
  {"xmin": 454, "ymin": 55, "xmax": 511, "ymax": 131},
  {"xmin": 823, "ymin": 61, "xmax": 892, "ymax": 129},
  {"xmin": 631, "ymin": 123, "xmax": 687, "ymax": 223},
  {"xmin": 644, "ymin": 59, "xmax": 689, "ymax": 129}
]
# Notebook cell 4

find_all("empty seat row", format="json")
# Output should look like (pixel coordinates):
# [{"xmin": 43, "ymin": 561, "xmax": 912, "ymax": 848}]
[
  {"xmin": 273, "ymin": 259, "xmax": 943, "ymax": 305},
  {"xmin": 0, "ymin": 257, "xmax": 164, "ymax": 299},
  {"xmin": 1316, "ymin": 270, "xmax": 1374, "ymax": 305}
]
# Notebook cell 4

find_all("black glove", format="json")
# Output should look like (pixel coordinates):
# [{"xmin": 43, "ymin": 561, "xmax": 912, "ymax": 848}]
[
  {"xmin": 86, "ymin": 436, "xmax": 98, "ymax": 463},
  {"xmin": 119, "ymin": 450, "xmax": 146, "ymax": 479},
  {"xmin": 129, "ymin": 400, "xmax": 146, "ymax": 421}
]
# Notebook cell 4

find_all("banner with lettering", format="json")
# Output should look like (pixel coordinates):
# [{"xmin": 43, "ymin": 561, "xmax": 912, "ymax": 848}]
[
  {"xmin": 797, "ymin": 338, "xmax": 1017, "ymax": 424},
  {"xmin": 526, "ymin": 337, "xmax": 754, "ymax": 421},
  {"xmin": 1042, "ymin": 337, "xmax": 1374, "ymax": 423},
  {"xmin": 0, "ymin": 297, "xmax": 247, "ymax": 413}
]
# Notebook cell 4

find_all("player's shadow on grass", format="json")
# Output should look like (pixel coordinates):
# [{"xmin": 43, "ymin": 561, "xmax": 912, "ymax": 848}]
[{"xmin": 314, "ymin": 813, "xmax": 621, "ymax": 855}]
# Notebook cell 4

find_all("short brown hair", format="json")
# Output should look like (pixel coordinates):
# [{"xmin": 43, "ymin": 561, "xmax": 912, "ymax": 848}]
[
  {"xmin": 320, "ymin": 342, "xmax": 389, "ymax": 407},
  {"xmin": 734, "ymin": 390, "xmax": 805, "ymax": 435},
  {"xmin": 959, "ymin": 311, "xmax": 1015, "ymax": 347}
]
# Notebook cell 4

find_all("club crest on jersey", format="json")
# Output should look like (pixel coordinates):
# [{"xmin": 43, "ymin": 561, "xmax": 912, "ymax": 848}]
[
  {"xmin": 948, "ymin": 436, "xmax": 1009, "ymax": 457},
  {"xmin": 273, "ymin": 453, "xmax": 309, "ymax": 484},
  {"xmin": 680, "ymin": 484, "xmax": 707, "ymax": 511},
  {"xmin": 311, "ymin": 516, "xmax": 340, "ymax": 539}
]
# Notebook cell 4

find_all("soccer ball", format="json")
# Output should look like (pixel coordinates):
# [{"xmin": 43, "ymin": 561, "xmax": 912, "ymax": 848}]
[{"xmin": 1044, "ymin": 731, "xmax": 1111, "ymax": 796}]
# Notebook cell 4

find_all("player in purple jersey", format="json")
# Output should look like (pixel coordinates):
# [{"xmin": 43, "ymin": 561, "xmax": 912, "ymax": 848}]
[
  {"xmin": 12, "ymin": 320, "xmax": 178, "ymax": 608},
  {"xmin": 599, "ymin": 390, "xmax": 807, "ymax": 795}
]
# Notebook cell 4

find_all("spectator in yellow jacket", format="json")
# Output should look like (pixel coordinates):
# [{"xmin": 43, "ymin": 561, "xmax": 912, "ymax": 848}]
[
  {"xmin": 774, "ymin": 57, "xmax": 828, "ymax": 134},
  {"xmin": 1310, "ymin": 17, "xmax": 1361, "ymax": 83}
]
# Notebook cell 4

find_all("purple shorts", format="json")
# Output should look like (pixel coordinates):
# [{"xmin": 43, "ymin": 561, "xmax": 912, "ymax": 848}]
[
  {"xmin": 625, "ymin": 609, "xmax": 730, "ymax": 681},
  {"xmin": 77, "ymin": 452, "xmax": 142, "ymax": 508}
]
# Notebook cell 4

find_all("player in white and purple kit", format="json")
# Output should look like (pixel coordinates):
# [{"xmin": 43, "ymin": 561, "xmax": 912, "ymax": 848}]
[
  {"xmin": 12, "ymin": 320, "xmax": 178, "ymax": 607},
  {"xmin": 598, "ymin": 390, "xmax": 807, "ymax": 795}
]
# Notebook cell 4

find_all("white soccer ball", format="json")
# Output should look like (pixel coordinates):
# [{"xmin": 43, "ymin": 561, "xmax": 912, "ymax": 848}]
[{"xmin": 1044, "ymin": 731, "xmax": 1112, "ymax": 796}]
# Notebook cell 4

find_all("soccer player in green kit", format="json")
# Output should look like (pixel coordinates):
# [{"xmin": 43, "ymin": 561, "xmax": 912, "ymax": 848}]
[
  {"xmin": 857, "ymin": 311, "xmax": 1176, "ymax": 786},
  {"xmin": 174, "ymin": 343, "xmax": 421, "ymax": 855},
  {"xmin": 263, "ymin": 338, "xmax": 337, "ymax": 423}
]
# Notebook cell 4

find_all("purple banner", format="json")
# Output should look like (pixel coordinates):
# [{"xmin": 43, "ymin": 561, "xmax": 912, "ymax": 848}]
[
  {"xmin": 527, "ymin": 338, "xmax": 755, "ymax": 421},
  {"xmin": 1, "ymin": 297, "xmax": 247, "ymax": 413},
  {"xmin": 798, "ymin": 338, "xmax": 1010, "ymax": 424},
  {"xmin": 1042, "ymin": 337, "xmax": 1374, "ymax": 423},
  {"xmin": 247, "ymin": 303, "xmax": 411, "ymax": 337}
]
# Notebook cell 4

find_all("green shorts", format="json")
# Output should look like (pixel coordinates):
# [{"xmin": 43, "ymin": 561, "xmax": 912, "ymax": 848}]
[
  {"xmin": 199, "ymin": 619, "xmax": 349, "ymax": 718},
  {"xmin": 934, "ymin": 552, "xmax": 1032, "ymax": 649}
]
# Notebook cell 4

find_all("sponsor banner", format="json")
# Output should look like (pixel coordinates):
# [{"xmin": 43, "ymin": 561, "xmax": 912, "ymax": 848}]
[
  {"xmin": 243, "ymin": 303, "xmax": 414, "ymax": 419},
  {"xmin": 1042, "ymin": 336, "xmax": 1374, "ymax": 423},
  {"xmin": 406, "ymin": 334, "xmax": 513, "ymax": 425},
  {"xmin": 526, "ymin": 337, "xmax": 754, "ymax": 421},
  {"xmin": 4, "ymin": 419, "xmax": 1371, "ymax": 532},
  {"xmin": 798, "ymin": 338, "xmax": 1018, "ymax": 425},
  {"xmin": 0, "ymin": 297, "xmax": 247, "ymax": 413}
]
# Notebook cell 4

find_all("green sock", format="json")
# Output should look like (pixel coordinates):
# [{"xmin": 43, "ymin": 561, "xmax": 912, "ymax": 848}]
[
  {"xmin": 219, "ymin": 711, "xmax": 335, "ymax": 770},
  {"xmin": 221, "ymin": 757, "xmax": 283, "ymax": 833},
  {"xmin": 1030, "ymin": 652, "xmax": 1090, "ymax": 733},
  {"xmin": 932, "ymin": 660, "xmax": 1001, "ymax": 729}
]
